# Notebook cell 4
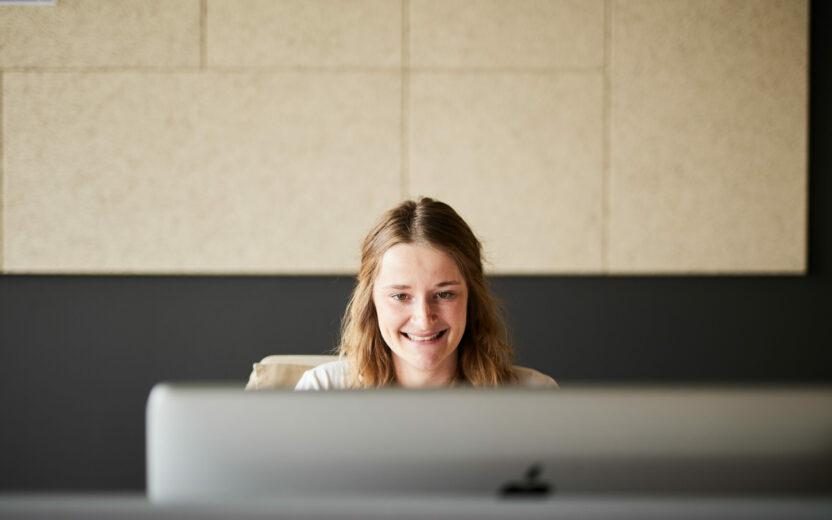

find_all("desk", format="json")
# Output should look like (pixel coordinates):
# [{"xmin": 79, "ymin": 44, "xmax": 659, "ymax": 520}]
[{"xmin": 2, "ymin": 494, "xmax": 832, "ymax": 520}]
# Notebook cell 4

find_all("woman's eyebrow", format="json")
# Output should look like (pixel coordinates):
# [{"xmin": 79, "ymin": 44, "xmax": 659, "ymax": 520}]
[{"xmin": 383, "ymin": 281, "xmax": 461, "ymax": 290}]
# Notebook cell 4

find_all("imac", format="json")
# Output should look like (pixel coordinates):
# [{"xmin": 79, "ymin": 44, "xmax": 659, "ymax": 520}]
[{"xmin": 146, "ymin": 384, "xmax": 832, "ymax": 504}]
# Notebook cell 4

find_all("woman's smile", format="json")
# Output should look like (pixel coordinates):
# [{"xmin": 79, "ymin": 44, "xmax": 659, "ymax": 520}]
[{"xmin": 401, "ymin": 330, "xmax": 447, "ymax": 342}]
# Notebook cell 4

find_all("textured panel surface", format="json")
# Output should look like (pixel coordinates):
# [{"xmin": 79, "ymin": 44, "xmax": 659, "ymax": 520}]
[
  {"xmin": 207, "ymin": 0, "xmax": 401, "ymax": 67},
  {"xmin": 0, "ymin": 0, "xmax": 200, "ymax": 68},
  {"xmin": 410, "ymin": 73, "xmax": 604, "ymax": 273},
  {"xmin": 3, "ymin": 72, "xmax": 400, "ymax": 273},
  {"xmin": 608, "ymin": 0, "xmax": 808, "ymax": 273},
  {"xmin": 410, "ymin": 0, "xmax": 604, "ymax": 68}
]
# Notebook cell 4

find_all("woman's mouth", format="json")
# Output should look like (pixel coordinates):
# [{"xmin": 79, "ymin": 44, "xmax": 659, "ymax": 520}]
[{"xmin": 401, "ymin": 330, "xmax": 447, "ymax": 342}]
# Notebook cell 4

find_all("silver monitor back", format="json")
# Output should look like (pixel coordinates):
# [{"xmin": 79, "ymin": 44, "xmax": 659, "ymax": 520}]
[{"xmin": 146, "ymin": 384, "xmax": 832, "ymax": 504}]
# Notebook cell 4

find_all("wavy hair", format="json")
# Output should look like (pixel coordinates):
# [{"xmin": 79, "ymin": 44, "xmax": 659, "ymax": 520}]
[{"xmin": 338, "ymin": 197, "xmax": 516, "ymax": 387}]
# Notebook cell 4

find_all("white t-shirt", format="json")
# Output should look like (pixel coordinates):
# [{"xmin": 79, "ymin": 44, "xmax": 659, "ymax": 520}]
[
  {"xmin": 294, "ymin": 360, "xmax": 350, "ymax": 391},
  {"xmin": 294, "ymin": 360, "xmax": 558, "ymax": 391}
]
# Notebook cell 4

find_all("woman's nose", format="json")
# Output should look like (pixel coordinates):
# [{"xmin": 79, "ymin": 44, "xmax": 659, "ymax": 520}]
[{"xmin": 410, "ymin": 298, "xmax": 435, "ymax": 328}]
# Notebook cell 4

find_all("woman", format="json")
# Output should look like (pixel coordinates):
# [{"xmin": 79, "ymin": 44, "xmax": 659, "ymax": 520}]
[{"xmin": 295, "ymin": 197, "xmax": 556, "ymax": 390}]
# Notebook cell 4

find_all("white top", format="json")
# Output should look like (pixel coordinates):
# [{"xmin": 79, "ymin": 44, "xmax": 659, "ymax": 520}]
[{"xmin": 294, "ymin": 360, "xmax": 558, "ymax": 391}]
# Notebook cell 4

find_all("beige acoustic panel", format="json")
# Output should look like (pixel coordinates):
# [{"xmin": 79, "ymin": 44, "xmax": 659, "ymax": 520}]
[
  {"xmin": 0, "ymin": 0, "xmax": 200, "ymax": 68},
  {"xmin": 207, "ymin": 0, "xmax": 401, "ymax": 68},
  {"xmin": 608, "ymin": 0, "xmax": 808, "ymax": 273},
  {"xmin": 3, "ymin": 72, "xmax": 401, "ymax": 273},
  {"xmin": 410, "ymin": 0, "xmax": 604, "ymax": 68},
  {"xmin": 410, "ymin": 73, "xmax": 604, "ymax": 273}
]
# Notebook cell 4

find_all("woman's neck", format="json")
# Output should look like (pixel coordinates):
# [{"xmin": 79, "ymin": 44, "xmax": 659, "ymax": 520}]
[{"xmin": 393, "ymin": 357, "xmax": 458, "ymax": 388}]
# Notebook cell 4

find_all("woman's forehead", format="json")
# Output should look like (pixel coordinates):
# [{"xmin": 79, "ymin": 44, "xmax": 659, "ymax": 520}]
[{"xmin": 374, "ymin": 243, "xmax": 465, "ymax": 287}]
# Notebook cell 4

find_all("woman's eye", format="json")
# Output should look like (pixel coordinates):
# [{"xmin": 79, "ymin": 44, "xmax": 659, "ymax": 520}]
[
  {"xmin": 437, "ymin": 291, "xmax": 455, "ymax": 300},
  {"xmin": 392, "ymin": 293, "xmax": 408, "ymax": 302}
]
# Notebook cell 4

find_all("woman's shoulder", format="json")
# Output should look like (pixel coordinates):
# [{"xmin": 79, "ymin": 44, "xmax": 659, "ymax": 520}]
[
  {"xmin": 294, "ymin": 360, "xmax": 350, "ymax": 391},
  {"xmin": 511, "ymin": 365, "xmax": 558, "ymax": 388}
]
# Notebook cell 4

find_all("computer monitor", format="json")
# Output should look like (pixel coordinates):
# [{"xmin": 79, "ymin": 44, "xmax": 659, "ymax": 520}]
[{"xmin": 146, "ymin": 384, "xmax": 832, "ymax": 503}]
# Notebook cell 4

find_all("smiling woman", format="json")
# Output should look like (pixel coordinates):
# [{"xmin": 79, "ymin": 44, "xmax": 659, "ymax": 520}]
[
  {"xmin": 372, "ymin": 243, "xmax": 469, "ymax": 387},
  {"xmin": 295, "ymin": 197, "xmax": 557, "ymax": 390}
]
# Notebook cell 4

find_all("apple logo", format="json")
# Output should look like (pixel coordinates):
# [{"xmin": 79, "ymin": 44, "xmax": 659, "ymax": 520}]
[{"xmin": 499, "ymin": 463, "xmax": 553, "ymax": 498}]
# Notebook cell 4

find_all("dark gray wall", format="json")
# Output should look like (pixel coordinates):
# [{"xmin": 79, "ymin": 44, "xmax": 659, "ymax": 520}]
[{"xmin": 2, "ymin": 2, "xmax": 830, "ymax": 491}]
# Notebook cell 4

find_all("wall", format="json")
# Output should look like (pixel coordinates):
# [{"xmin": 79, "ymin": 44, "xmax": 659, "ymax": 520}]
[{"xmin": 1, "ymin": 0, "xmax": 808, "ymax": 274}]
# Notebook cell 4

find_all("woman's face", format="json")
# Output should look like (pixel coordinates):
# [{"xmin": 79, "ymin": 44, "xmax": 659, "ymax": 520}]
[{"xmin": 372, "ymin": 243, "xmax": 468, "ymax": 387}]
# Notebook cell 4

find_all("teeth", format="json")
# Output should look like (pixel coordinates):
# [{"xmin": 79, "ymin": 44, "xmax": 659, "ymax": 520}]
[{"xmin": 406, "ymin": 331, "xmax": 442, "ymax": 341}]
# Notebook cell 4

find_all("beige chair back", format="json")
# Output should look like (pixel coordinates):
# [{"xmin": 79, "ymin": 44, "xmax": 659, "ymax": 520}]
[{"xmin": 245, "ymin": 354, "xmax": 337, "ymax": 390}]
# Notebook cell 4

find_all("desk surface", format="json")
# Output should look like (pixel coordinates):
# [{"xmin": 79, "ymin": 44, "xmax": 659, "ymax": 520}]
[{"xmin": 2, "ymin": 494, "xmax": 832, "ymax": 520}]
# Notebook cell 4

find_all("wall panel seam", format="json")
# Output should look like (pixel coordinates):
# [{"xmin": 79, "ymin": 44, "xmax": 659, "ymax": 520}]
[
  {"xmin": 0, "ymin": 67, "xmax": 403, "ymax": 74},
  {"xmin": 401, "ymin": 0, "xmax": 410, "ymax": 199},
  {"xmin": 0, "ymin": 67, "xmax": 605, "ymax": 75},
  {"xmin": 200, "ymin": 0, "xmax": 207, "ymax": 69},
  {"xmin": 410, "ymin": 67, "xmax": 604, "ymax": 75},
  {"xmin": 601, "ymin": 0, "xmax": 612, "ymax": 273}
]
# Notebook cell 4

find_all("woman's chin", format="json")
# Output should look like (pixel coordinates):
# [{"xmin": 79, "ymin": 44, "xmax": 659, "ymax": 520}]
[{"xmin": 397, "ymin": 349, "xmax": 457, "ymax": 375}]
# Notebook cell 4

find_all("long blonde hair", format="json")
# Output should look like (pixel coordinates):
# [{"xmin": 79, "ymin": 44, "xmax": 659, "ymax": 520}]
[{"xmin": 338, "ymin": 198, "xmax": 516, "ymax": 387}]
